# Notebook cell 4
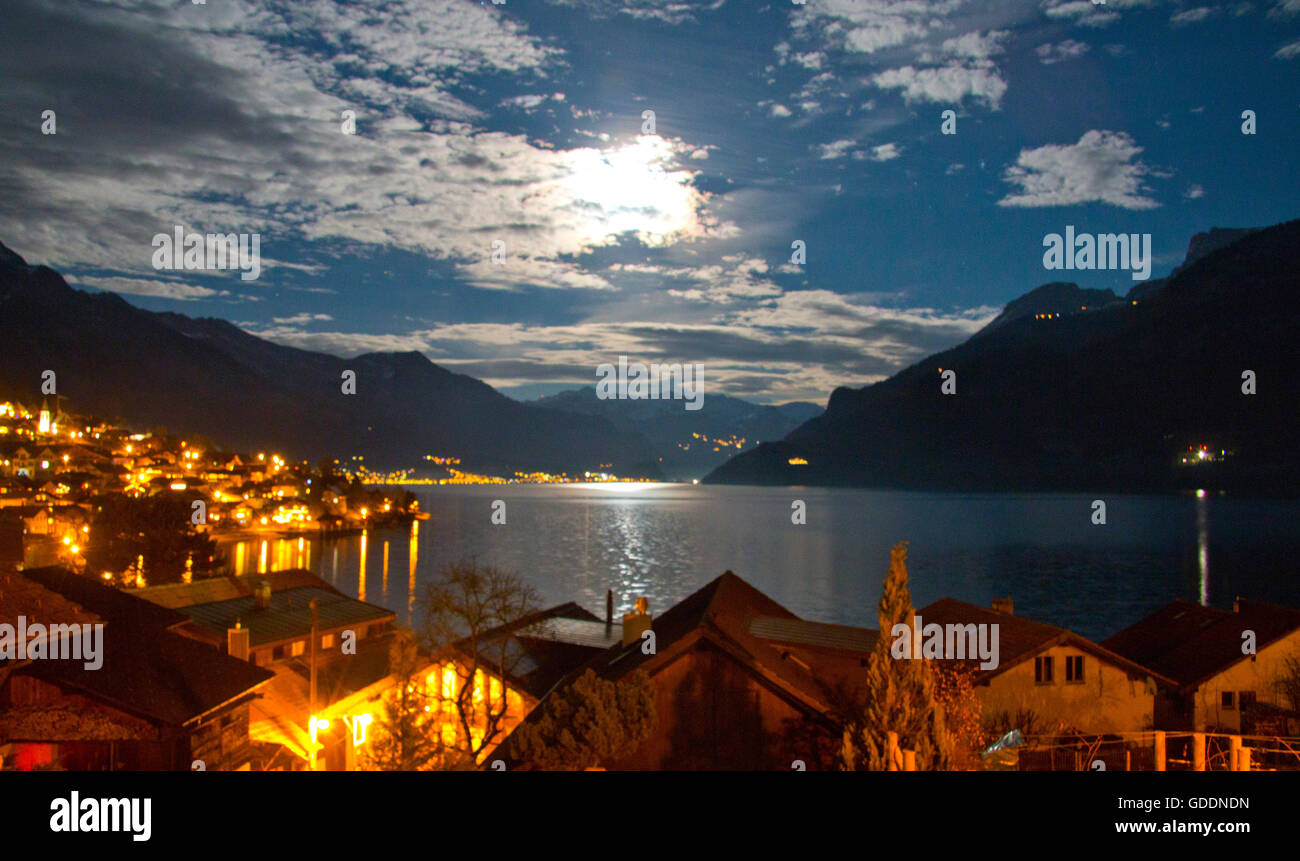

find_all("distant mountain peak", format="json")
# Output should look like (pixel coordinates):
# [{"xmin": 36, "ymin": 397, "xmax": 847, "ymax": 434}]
[
  {"xmin": 977, "ymin": 282, "xmax": 1120, "ymax": 336},
  {"xmin": 0, "ymin": 241, "xmax": 30, "ymax": 272}
]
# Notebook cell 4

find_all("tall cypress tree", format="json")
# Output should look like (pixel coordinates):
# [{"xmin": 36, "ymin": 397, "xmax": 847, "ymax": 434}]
[{"xmin": 841, "ymin": 542, "xmax": 953, "ymax": 770}]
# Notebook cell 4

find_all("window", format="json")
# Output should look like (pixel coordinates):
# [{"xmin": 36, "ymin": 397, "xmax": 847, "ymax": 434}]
[
  {"xmin": 272, "ymin": 644, "xmax": 286, "ymax": 660},
  {"xmin": 441, "ymin": 665, "xmax": 456, "ymax": 700},
  {"xmin": 1034, "ymin": 656, "xmax": 1054, "ymax": 684},
  {"xmin": 1221, "ymin": 691, "xmax": 1235, "ymax": 710},
  {"xmin": 1065, "ymin": 655, "xmax": 1084, "ymax": 683},
  {"xmin": 291, "ymin": 640, "xmax": 305, "ymax": 657},
  {"xmin": 321, "ymin": 633, "xmax": 335, "ymax": 649}
]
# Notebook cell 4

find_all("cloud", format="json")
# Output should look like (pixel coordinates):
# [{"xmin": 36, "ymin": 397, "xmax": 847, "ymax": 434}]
[
  {"xmin": 0, "ymin": 0, "xmax": 727, "ymax": 304},
  {"xmin": 1036, "ymin": 39, "xmax": 1092, "ymax": 64},
  {"xmin": 271, "ymin": 313, "xmax": 334, "ymax": 325},
  {"xmin": 769, "ymin": 103, "xmax": 793, "ymax": 118},
  {"xmin": 997, "ymin": 130, "xmax": 1160, "ymax": 210},
  {"xmin": 873, "ymin": 63, "xmax": 1008, "ymax": 108},
  {"xmin": 856, "ymin": 143, "xmax": 902, "ymax": 162},
  {"xmin": 70, "ymin": 275, "xmax": 231, "ymax": 301},
  {"xmin": 1170, "ymin": 6, "xmax": 1218, "ymax": 25},
  {"xmin": 816, "ymin": 139, "xmax": 858, "ymax": 160},
  {"xmin": 1276, "ymin": 38, "xmax": 1300, "ymax": 58},
  {"xmin": 1184, "ymin": 184, "xmax": 1205, "ymax": 199},
  {"xmin": 939, "ymin": 30, "xmax": 1011, "ymax": 60},
  {"xmin": 550, "ymin": 0, "xmax": 727, "ymax": 25}
]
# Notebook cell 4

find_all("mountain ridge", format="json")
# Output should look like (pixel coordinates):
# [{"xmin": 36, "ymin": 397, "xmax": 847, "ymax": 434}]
[
  {"xmin": 0, "ymin": 244, "xmax": 661, "ymax": 478},
  {"xmin": 704, "ymin": 218, "xmax": 1300, "ymax": 492}
]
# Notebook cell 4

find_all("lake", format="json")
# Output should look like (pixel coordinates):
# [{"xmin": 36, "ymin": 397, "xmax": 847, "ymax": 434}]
[{"xmin": 216, "ymin": 484, "xmax": 1300, "ymax": 642}]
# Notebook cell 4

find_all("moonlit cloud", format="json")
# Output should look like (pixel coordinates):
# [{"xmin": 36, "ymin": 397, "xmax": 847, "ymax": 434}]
[
  {"xmin": 998, "ymin": 130, "xmax": 1160, "ymax": 210},
  {"xmin": 1037, "ymin": 39, "xmax": 1092, "ymax": 64},
  {"xmin": 873, "ymin": 64, "xmax": 1009, "ymax": 108}
]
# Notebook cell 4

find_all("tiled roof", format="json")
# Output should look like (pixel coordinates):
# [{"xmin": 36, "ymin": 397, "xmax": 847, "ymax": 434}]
[
  {"xmin": 23, "ymin": 567, "xmax": 186, "ymax": 632},
  {"xmin": 918, "ymin": 597, "xmax": 1172, "ymax": 684},
  {"xmin": 7, "ymin": 568, "xmax": 272, "ymax": 726},
  {"xmin": 749, "ymin": 616, "xmax": 878, "ymax": 653},
  {"xmin": 1103, "ymin": 599, "xmax": 1300, "ymax": 687},
  {"xmin": 18, "ymin": 627, "xmax": 274, "ymax": 727},
  {"xmin": 0, "ymin": 571, "xmax": 101, "ymax": 630},
  {"xmin": 578, "ymin": 572, "xmax": 850, "ymax": 713}
]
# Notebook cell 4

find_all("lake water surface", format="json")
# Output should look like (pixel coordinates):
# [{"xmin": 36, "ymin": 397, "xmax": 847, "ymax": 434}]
[{"xmin": 217, "ymin": 484, "xmax": 1300, "ymax": 642}]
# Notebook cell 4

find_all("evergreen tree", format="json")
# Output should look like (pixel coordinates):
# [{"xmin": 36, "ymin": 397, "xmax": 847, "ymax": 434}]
[
  {"xmin": 503, "ymin": 670, "xmax": 656, "ymax": 770},
  {"xmin": 841, "ymin": 542, "xmax": 954, "ymax": 770},
  {"xmin": 359, "ymin": 635, "xmax": 440, "ymax": 771}
]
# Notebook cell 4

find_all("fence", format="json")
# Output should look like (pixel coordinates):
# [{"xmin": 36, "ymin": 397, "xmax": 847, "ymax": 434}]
[{"xmin": 1014, "ymin": 730, "xmax": 1300, "ymax": 771}]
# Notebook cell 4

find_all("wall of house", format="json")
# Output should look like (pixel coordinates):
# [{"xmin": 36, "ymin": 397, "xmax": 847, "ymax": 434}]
[
  {"xmin": 188, "ymin": 702, "xmax": 255, "ymax": 770},
  {"xmin": 978, "ymin": 645, "xmax": 1155, "ymax": 733},
  {"xmin": 1192, "ymin": 629, "xmax": 1300, "ymax": 732},
  {"xmin": 615, "ymin": 640, "xmax": 816, "ymax": 770}
]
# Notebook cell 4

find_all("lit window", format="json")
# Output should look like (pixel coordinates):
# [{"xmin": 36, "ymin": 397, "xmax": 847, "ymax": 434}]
[
  {"xmin": 441, "ymin": 666, "xmax": 456, "ymax": 700},
  {"xmin": 291, "ymin": 640, "xmax": 305, "ymax": 657},
  {"xmin": 321, "ymin": 633, "xmax": 335, "ymax": 649}
]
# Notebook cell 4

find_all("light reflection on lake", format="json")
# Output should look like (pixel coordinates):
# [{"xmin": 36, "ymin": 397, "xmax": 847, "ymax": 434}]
[{"xmin": 215, "ymin": 484, "xmax": 1300, "ymax": 642}]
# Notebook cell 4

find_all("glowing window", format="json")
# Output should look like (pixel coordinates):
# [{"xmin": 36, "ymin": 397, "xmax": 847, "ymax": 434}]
[
  {"xmin": 291, "ymin": 640, "xmax": 305, "ymax": 657},
  {"xmin": 441, "ymin": 666, "xmax": 456, "ymax": 700}
]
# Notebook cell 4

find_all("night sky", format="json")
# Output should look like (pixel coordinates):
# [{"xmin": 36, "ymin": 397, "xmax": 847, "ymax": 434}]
[{"xmin": 2, "ymin": 0, "xmax": 1298, "ymax": 402}]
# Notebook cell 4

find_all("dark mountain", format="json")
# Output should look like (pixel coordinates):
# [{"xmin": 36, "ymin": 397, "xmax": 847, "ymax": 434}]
[
  {"xmin": 705, "ymin": 219, "xmax": 1300, "ymax": 493},
  {"xmin": 534, "ymin": 387, "xmax": 822, "ymax": 479},
  {"xmin": 1126, "ymin": 226, "xmax": 1259, "ymax": 303},
  {"xmin": 0, "ymin": 245, "xmax": 661, "ymax": 477},
  {"xmin": 975, "ymin": 282, "xmax": 1121, "ymax": 336}
]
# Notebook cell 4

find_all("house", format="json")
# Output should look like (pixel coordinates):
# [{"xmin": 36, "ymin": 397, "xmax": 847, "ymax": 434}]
[
  {"xmin": 410, "ymin": 601, "xmax": 625, "ymax": 765},
  {"xmin": 137, "ymin": 570, "xmax": 401, "ymax": 770},
  {"xmin": 915, "ymin": 597, "xmax": 1173, "ymax": 734},
  {"xmin": 0, "ymin": 568, "xmax": 275, "ymax": 770},
  {"xmin": 1103, "ymin": 598, "xmax": 1300, "ymax": 733},
  {"xmin": 501, "ymin": 572, "xmax": 879, "ymax": 770}
]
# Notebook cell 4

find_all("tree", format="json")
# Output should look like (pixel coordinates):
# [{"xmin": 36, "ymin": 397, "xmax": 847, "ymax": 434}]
[
  {"xmin": 358, "ymin": 635, "xmax": 442, "ymax": 771},
  {"xmin": 931, "ymin": 662, "xmax": 987, "ymax": 770},
  {"xmin": 503, "ymin": 669, "xmax": 657, "ymax": 770},
  {"xmin": 419, "ymin": 560, "xmax": 541, "ymax": 768},
  {"xmin": 841, "ymin": 542, "xmax": 954, "ymax": 770},
  {"xmin": 86, "ymin": 494, "xmax": 219, "ymax": 584}
]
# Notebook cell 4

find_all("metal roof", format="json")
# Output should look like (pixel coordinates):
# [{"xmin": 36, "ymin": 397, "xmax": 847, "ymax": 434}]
[{"xmin": 178, "ymin": 586, "xmax": 394, "ymax": 646}]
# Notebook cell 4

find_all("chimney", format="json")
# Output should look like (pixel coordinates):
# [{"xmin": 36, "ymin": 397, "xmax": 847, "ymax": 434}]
[
  {"xmin": 992, "ymin": 596, "xmax": 1014, "ymax": 616},
  {"xmin": 227, "ymin": 620, "xmax": 250, "ymax": 660},
  {"xmin": 253, "ymin": 580, "xmax": 272, "ymax": 610},
  {"xmin": 622, "ymin": 596, "xmax": 651, "ymax": 647},
  {"xmin": 605, "ymin": 589, "xmax": 614, "ymax": 635}
]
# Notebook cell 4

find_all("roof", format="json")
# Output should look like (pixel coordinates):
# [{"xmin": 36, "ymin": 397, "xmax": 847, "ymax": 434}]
[
  {"xmin": 19, "ymin": 625, "xmax": 274, "ymax": 727},
  {"xmin": 918, "ymin": 597, "xmax": 1173, "ymax": 685},
  {"xmin": 573, "ymin": 572, "xmax": 859, "ymax": 714},
  {"xmin": 137, "ymin": 569, "xmax": 343, "ymax": 609},
  {"xmin": 0, "ymin": 571, "xmax": 101, "ymax": 631},
  {"xmin": 749, "ymin": 615, "xmax": 878, "ymax": 653},
  {"xmin": 1103, "ymin": 599, "xmax": 1300, "ymax": 688},
  {"xmin": 445, "ymin": 602, "xmax": 614, "ymax": 700},
  {"xmin": 176, "ymin": 586, "xmax": 394, "ymax": 646},
  {"xmin": 6, "ymin": 569, "xmax": 272, "ymax": 726},
  {"xmin": 22, "ymin": 567, "xmax": 188, "ymax": 633}
]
